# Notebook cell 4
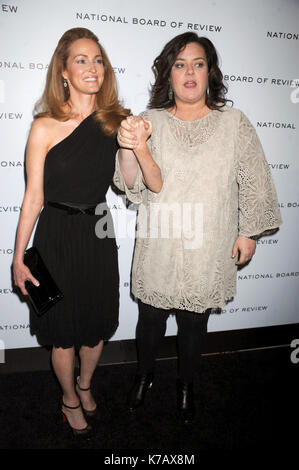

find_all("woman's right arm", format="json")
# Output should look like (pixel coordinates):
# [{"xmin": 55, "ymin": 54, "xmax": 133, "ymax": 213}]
[
  {"xmin": 13, "ymin": 119, "xmax": 50, "ymax": 295},
  {"xmin": 118, "ymin": 147, "xmax": 139, "ymax": 190}
]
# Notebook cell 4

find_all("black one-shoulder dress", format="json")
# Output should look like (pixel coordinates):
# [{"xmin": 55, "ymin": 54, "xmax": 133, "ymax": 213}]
[{"xmin": 30, "ymin": 113, "xmax": 119, "ymax": 349}]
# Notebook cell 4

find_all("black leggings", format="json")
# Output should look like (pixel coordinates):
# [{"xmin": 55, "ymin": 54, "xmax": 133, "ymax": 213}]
[{"xmin": 136, "ymin": 300, "xmax": 210, "ymax": 383}]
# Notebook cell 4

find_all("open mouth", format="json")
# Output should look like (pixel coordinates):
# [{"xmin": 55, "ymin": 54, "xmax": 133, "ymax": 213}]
[
  {"xmin": 184, "ymin": 81, "xmax": 197, "ymax": 88},
  {"xmin": 83, "ymin": 77, "xmax": 97, "ymax": 82}
]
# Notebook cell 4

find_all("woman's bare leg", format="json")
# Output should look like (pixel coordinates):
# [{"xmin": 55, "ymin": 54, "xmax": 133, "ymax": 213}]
[
  {"xmin": 77, "ymin": 340, "xmax": 104, "ymax": 411},
  {"xmin": 51, "ymin": 346, "xmax": 87, "ymax": 430}
]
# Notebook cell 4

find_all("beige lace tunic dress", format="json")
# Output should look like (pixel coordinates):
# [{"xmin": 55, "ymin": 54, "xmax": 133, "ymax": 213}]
[{"xmin": 113, "ymin": 107, "xmax": 282, "ymax": 313}]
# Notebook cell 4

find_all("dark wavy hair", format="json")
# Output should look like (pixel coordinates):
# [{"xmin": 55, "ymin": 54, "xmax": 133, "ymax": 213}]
[{"xmin": 149, "ymin": 32, "xmax": 232, "ymax": 111}]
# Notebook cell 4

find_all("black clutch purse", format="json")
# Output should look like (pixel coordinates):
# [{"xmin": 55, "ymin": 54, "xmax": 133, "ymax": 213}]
[{"xmin": 23, "ymin": 247, "xmax": 63, "ymax": 316}]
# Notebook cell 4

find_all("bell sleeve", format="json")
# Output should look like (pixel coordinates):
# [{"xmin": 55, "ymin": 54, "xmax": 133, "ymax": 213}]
[{"xmin": 236, "ymin": 111, "xmax": 282, "ymax": 238}]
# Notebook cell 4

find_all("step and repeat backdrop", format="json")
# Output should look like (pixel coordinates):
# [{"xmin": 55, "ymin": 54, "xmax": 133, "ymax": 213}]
[{"xmin": 0, "ymin": 0, "xmax": 298, "ymax": 350}]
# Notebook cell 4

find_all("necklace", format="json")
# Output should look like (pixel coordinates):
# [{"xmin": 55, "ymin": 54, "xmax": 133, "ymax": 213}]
[
  {"xmin": 167, "ymin": 109, "xmax": 218, "ymax": 147},
  {"xmin": 187, "ymin": 122, "xmax": 192, "ymax": 144},
  {"xmin": 170, "ymin": 104, "xmax": 211, "ymax": 122}
]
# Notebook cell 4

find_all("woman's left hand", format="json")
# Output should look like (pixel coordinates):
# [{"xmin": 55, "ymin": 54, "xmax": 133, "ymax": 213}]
[
  {"xmin": 117, "ymin": 116, "xmax": 151, "ymax": 150},
  {"xmin": 127, "ymin": 116, "xmax": 152, "ymax": 151},
  {"xmin": 232, "ymin": 236, "xmax": 256, "ymax": 265}
]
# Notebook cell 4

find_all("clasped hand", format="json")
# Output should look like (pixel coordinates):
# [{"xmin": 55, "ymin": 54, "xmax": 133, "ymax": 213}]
[{"xmin": 117, "ymin": 116, "xmax": 152, "ymax": 151}]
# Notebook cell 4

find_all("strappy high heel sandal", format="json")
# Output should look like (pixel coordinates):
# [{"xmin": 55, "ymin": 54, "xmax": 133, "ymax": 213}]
[
  {"xmin": 61, "ymin": 401, "xmax": 93, "ymax": 437},
  {"xmin": 76, "ymin": 376, "xmax": 98, "ymax": 417}
]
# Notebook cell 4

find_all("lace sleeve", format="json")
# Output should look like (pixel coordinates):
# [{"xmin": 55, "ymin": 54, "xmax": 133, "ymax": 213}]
[{"xmin": 236, "ymin": 112, "xmax": 282, "ymax": 238}]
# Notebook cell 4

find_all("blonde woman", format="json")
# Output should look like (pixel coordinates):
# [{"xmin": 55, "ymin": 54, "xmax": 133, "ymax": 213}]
[{"xmin": 13, "ymin": 28, "xmax": 131, "ymax": 436}]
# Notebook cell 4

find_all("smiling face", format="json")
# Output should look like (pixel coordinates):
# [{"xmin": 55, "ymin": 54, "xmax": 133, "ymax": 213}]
[
  {"xmin": 62, "ymin": 38, "xmax": 105, "ymax": 97},
  {"xmin": 170, "ymin": 42, "xmax": 209, "ymax": 107}
]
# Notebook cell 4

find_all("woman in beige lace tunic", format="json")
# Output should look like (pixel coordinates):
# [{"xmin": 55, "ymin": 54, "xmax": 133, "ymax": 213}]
[{"xmin": 114, "ymin": 32, "xmax": 282, "ymax": 423}]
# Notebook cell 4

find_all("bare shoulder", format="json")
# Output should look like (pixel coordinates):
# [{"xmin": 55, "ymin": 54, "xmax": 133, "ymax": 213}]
[
  {"xmin": 28, "ymin": 116, "xmax": 62, "ymax": 154},
  {"xmin": 30, "ymin": 116, "xmax": 58, "ymax": 137},
  {"xmin": 26, "ymin": 117, "xmax": 56, "ymax": 158}
]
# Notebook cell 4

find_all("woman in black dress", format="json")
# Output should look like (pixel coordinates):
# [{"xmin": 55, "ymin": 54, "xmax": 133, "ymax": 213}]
[{"xmin": 13, "ymin": 28, "xmax": 131, "ymax": 436}]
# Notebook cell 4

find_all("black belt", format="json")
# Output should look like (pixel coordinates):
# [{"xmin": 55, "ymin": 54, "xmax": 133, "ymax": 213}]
[{"xmin": 46, "ymin": 201, "xmax": 98, "ymax": 215}]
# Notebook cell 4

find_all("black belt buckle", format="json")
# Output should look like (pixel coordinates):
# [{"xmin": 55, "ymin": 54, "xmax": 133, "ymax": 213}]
[
  {"xmin": 79, "ymin": 207, "xmax": 95, "ymax": 215},
  {"xmin": 69, "ymin": 206, "xmax": 93, "ymax": 215},
  {"xmin": 46, "ymin": 201, "xmax": 96, "ymax": 215}
]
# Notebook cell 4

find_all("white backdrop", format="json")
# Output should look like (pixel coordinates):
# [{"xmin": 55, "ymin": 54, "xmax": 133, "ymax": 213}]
[{"xmin": 0, "ymin": 0, "xmax": 298, "ymax": 350}]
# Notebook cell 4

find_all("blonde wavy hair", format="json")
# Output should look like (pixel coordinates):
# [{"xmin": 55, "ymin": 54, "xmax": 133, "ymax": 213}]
[{"xmin": 34, "ymin": 27, "xmax": 130, "ymax": 135}]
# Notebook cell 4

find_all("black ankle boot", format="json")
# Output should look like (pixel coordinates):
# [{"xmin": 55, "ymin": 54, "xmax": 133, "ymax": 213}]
[
  {"xmin": 128, "ymin": 373, "xmax": 154, "ymax": 411},
  {"xmin": 177, "ymin": 379, "xmax": 195, "ymax": 424}
]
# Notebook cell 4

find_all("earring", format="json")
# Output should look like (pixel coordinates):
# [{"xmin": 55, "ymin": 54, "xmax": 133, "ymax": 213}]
[
  {"xmin": 63, "ymin": 78, "xmax": 68, "ymax": 89},
  {"xmin": 168, "ymin": 84, "xmax": 173, "ymax": 101}
]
